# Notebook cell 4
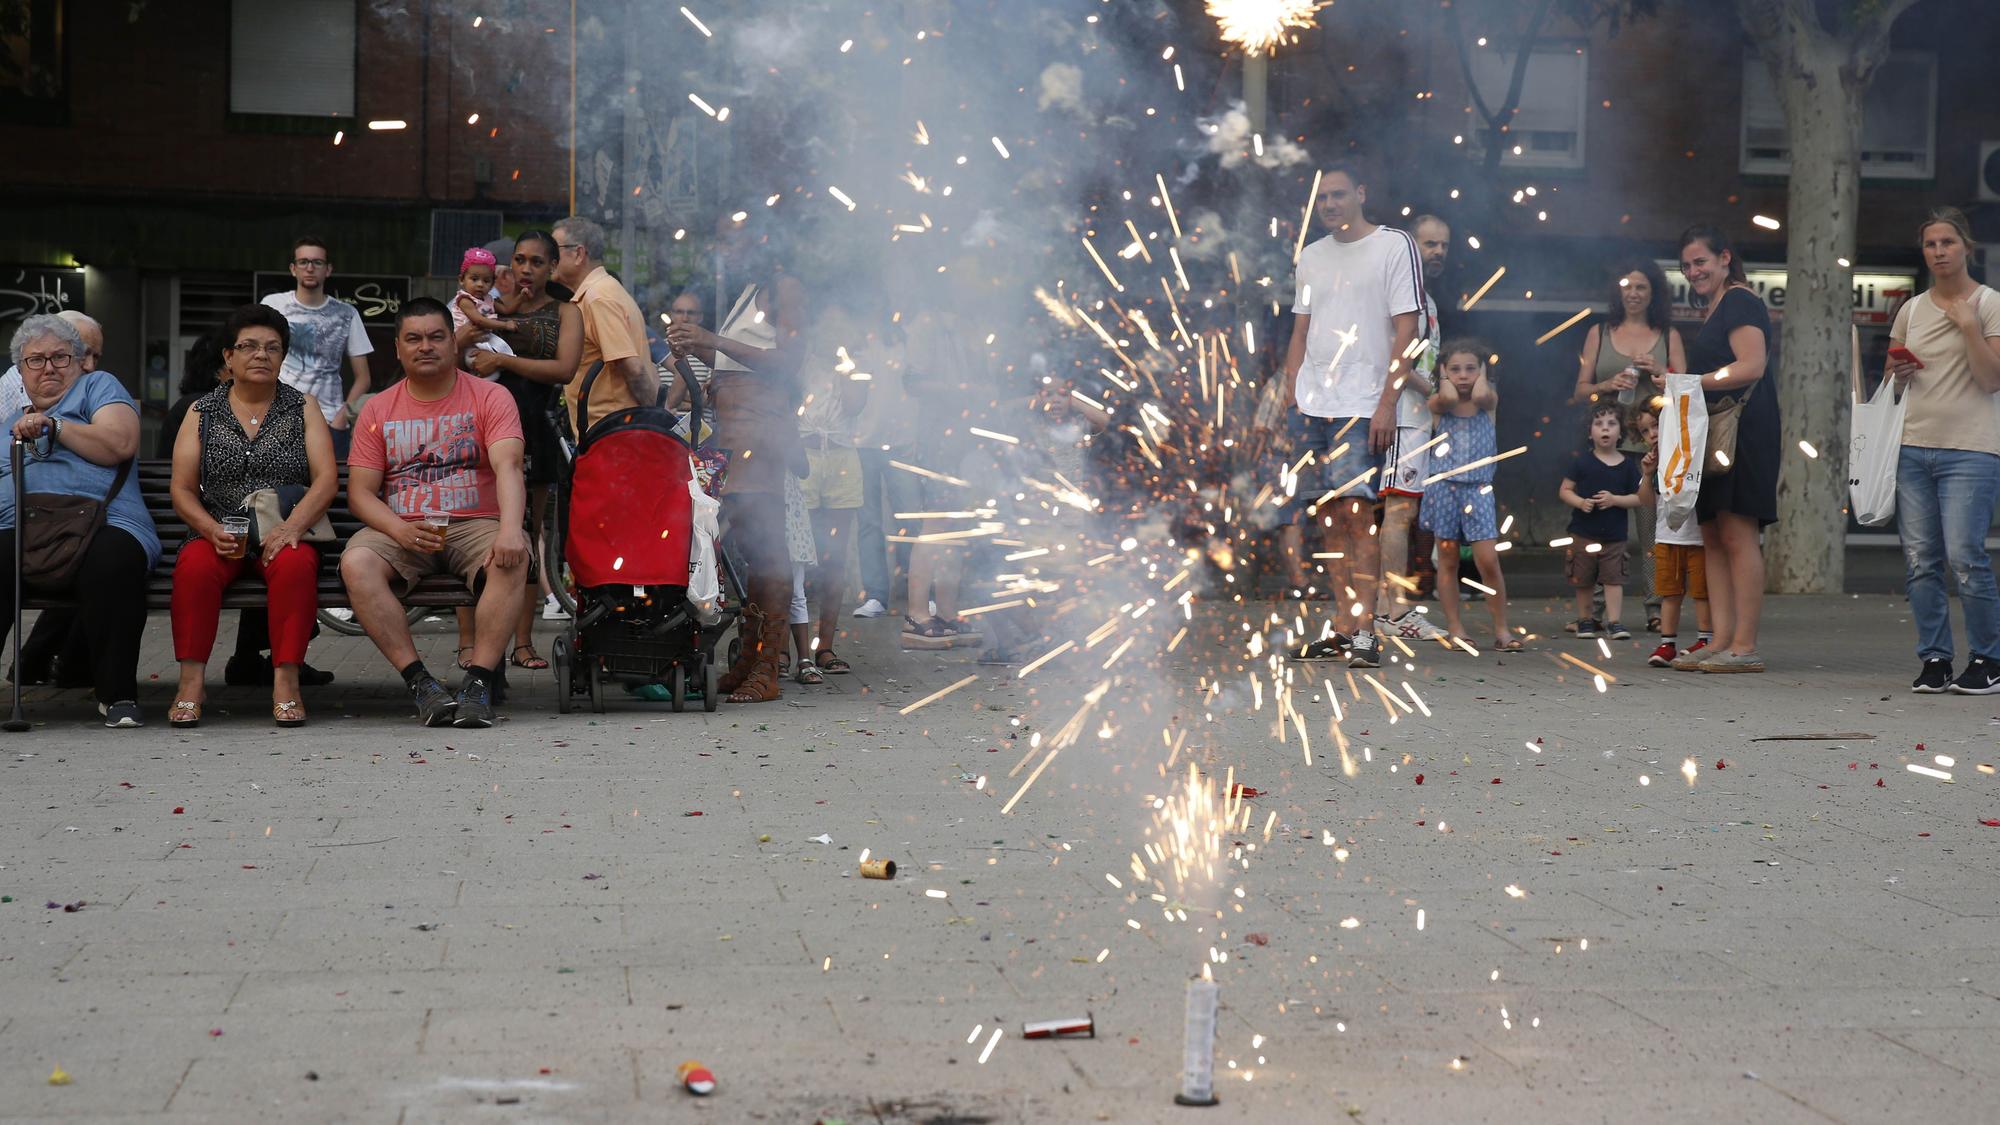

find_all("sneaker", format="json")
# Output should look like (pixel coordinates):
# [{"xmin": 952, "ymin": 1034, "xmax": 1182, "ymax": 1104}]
[
  {"xmin": 1948, "ymin": 656, "xmax": 2000, "ymax": 695},
  {"xmin": 1292, "ymin": 633, "xmax": 1350, "ymax": 661},
  {"xmin": 323, "ymin": 607, "xmax": 355, "ymax": 623},
  {"xmin": 453, "ymin": 674, "xmax": 496, "ymax": 728},
  {"xmin": 411, "ymin": 675, "xmax": 458, "ymax": 727},
  {"xmin": 851, "ymin": 598, "xmax": 888, "ymax": 619},
  {"xmin": 542, "ymin": 594, "xmax": 571, "ymax": 621},
  {"xmin": 978, "ymin": 648, "xmax": 1023, "ymax": 666},
  {"xmin": 98, "ymin": 700, "xmax": 143, "ymax": 728},
  {"xmin": 1698, "ymin": 649, "xmax": 1765, "ymax": 674},
  {"xmin": 1381, "ymin": 610, "xmax": 1449, "ymax": 643},
  {"xmin": 1347, "ymin": 631, "xmax": 1380, "ymax": 669},
  {"xmin": 1912, "ymin": 658, "xmax": 1953, "ymax": 694},
  {"xmin": 1648, "ymin": 641, "xmax": 1678, "ymax": 668},
  {"xmin": 1572, "ymin": 619, "xmax": 1601, "ymax": 639},
  {"xmin": 1607, "ymin": 621, "xmax": 1632, "ymax": 641},
  {"xmin": 1669, "ymin": 638, "xmax": 1711, "ymax": 671}
]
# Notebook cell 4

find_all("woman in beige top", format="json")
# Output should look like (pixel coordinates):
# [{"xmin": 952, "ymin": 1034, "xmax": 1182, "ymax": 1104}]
[
  {"xmin": 1571, "ymin": 259, "xmax": 1686, "ymax": 632},
  {"xmin": 1886, "ymin": 206, "xmax": 2000, "ymax": 695}
]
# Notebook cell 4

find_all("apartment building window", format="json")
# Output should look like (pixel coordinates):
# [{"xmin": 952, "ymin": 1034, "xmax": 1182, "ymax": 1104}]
[
  {"xmin": 1465, "ymin": 43, "xmax": 1589, "ymax": 170},
  {"xmin": 230, "ymin": 0, "xmax": 357, "ymax": 118},
  {"xmin": 1740, "ymin": 51, "xmax": 1936, "ymax": 180}
]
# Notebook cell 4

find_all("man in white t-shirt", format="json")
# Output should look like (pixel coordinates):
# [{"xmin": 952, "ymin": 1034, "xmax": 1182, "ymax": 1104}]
[
  {"xmin": 261, "ymin": 236, "xmax": 374, "ymax": 454},
  {"xmin": 1280, "ymin": 163, "xmax": 1422, "ymax": 668}
]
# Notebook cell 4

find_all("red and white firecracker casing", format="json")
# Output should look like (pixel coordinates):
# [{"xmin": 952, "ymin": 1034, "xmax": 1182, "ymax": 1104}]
[
  {"xmin": 1022, "ymin": 1015, "xmax": 1094, "ymax": 1039},
  {"xmin": 677, "ymin": 1060, "xmax": 716, "ymax": 1095}
]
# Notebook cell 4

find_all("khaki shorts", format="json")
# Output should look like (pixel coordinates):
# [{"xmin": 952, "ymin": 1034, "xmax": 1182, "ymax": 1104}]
[
  {"xmin": 801, "ymin": 446, "xmax": 864, "ymax": 509},
  {"xmin": 1653, "ymin": 543, "xmax": 1708, "ymax": 600},
  {"xmin": 346, "ymin": 517, "xmax": 505, "ymax": 596},
  {"xmin": 1565, "ymin": 539, "xmax": 1628, "ymax": 589}
]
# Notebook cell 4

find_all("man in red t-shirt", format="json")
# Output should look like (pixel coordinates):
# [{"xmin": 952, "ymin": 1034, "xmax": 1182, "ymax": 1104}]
[{"xmin": 341, "ymin": 298, "xmax": 528, "ymax": 728}]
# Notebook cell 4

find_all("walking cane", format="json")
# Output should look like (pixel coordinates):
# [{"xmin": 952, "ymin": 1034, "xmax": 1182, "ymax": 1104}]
[{"xmin": 4, "ymin": 439, "xmax": 31, "ymax": 732}]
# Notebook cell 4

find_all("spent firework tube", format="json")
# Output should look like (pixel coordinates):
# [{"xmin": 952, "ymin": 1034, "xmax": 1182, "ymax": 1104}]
[
  {"xmin": 677, "ymin": 1060, "xmax": 716, "ymax": 1096},
  {"xmin": 1022, "ymin": 1014, "xmax": 1094, "ymax": 1039}
]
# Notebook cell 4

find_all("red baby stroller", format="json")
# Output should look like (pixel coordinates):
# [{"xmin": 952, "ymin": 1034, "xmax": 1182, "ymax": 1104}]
[{"xmin": 549, "ymin": 360, "xmax": 738, "ymax": 713}]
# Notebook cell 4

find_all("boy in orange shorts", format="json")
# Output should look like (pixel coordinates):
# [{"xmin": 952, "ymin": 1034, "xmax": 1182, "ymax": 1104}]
[{"xmin": 1632, "ymin": 408, "xmax": 1712, "ymax": 667}]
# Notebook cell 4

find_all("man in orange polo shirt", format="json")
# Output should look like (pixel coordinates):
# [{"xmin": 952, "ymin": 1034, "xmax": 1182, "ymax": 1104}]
[{"xmin": 551, "ymin": 215, "xmax": 656, "ymax": 430}]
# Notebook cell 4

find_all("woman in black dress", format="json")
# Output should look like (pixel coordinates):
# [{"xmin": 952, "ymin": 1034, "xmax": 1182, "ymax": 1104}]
[
  {"xmin": 468, "ymin": 230, "xmax": 582, "ymax": 669},
  {"xmin": 1671, "ymin": 225, "xmax": 1777, "ymax": 673}
]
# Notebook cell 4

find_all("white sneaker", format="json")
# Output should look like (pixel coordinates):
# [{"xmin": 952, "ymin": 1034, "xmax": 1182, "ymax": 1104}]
[
  {"xmin": 323, "ymin": 608, "xmax": 355, "ymax": 623},
  {"xmin": 542, "ymin": 594, "xmax": 571, "ymax": 621},
  {"xmin": 1381, "ymin": 609, "xmax": 1449, "ymax": 643},
  {"xmin": 851, "ymin": 598, "xmax": 888, "ymax": 619}
]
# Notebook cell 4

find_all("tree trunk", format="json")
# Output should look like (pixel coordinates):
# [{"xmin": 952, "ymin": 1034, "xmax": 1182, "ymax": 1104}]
[{"xmin": 1759, "ymin": 41, "xmax": 1863, "ymax": 595}]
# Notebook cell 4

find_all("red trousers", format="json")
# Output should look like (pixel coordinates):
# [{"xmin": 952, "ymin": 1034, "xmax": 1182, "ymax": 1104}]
[{"xmin": 171, "ymin": 540, "xmax": 320, "ymax": 665}]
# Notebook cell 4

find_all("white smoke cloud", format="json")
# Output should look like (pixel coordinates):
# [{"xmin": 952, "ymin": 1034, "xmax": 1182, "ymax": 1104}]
[
  {"xmin": 1198, "ymin": 102, "xmax": 1310, "ymax": 170},
  {"xmin": 1037, "ymin": 62, "xmax": 1087, "ymax": 117}
]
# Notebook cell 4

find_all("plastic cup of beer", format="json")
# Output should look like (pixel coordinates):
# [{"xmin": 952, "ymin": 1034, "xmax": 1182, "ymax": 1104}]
[
  {"xmin": 420, "ymin": 508, "xmax": 450, "ymax": 553},
  {"xmin": 221, "ymin": 516, "xmax": 250, "ymax": 559}
]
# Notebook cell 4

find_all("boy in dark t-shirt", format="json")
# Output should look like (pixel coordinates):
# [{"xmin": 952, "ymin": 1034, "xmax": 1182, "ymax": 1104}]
[{"xmin": 1559, "ymin": 404, "xmax": 1650, "ymax": 640}]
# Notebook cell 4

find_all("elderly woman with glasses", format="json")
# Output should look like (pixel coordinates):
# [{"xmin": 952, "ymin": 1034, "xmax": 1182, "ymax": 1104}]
[
  {"xmin": 1, "ymin": 314, "xmax": 160, "ymax": 728},
  {"xmin": 166, "ymin": 303, "xmax": 337, "ymax": 728}
]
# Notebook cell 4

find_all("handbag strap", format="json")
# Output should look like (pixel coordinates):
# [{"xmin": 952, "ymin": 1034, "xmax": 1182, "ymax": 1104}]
[{"xmin": 99, "ymin": 456, "xmax": 132, "ymax": 507}]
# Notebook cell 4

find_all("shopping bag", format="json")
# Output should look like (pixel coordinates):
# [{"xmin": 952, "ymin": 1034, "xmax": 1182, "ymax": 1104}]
[
  {"xmin": 686, "ymin": 466, "xmax": 723, "ymax": 625},
  {"xmin": 1848, "ymin": 326, "xmax": 1903, "ymax": 527},
  {"xmin": 1656, "ymin": 372, "xmax": 1706, "ymax": 533}
]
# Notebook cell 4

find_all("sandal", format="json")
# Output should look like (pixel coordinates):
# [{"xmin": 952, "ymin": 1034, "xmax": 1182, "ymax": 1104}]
[
  {"xmin": 795, "ymin": 660, "xmax": 824, "ymax": 685},
  {"xmin": 1493, "ymin": 637, "xmax": 1524, "ymax": 652},
  {"xmin": 510, "ymin": 644, "xmax": 550, "ymax": 671},
  {"xmin": 455, "ymin": 645, "xmax": 476, "ymax": 670},
  {"xmin": 273, "ymin": 700, "xmax": 306, "ymax": 728},
  {"xmin": 169, "ymin": 700, "xmax": 202, "ymax": 728},
  {"xmin": 815, "ymin": 649, "xmax": 851, "ymax": 674}
]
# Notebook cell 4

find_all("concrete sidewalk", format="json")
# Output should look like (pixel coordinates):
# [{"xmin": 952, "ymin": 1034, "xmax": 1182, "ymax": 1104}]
[{"xmin": 1, "ymin": 593, "xmax": 1996, "ymax": 1123}]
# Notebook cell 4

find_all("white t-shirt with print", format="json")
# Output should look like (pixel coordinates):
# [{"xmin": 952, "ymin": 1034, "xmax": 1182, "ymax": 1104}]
[
  {"xmin": 1290, "ymin": 226, "xmax": 1425, "ymax": 419},
  {"xmin": 261, "ymin": 290, "xmax": 373, "ymax": 422}
]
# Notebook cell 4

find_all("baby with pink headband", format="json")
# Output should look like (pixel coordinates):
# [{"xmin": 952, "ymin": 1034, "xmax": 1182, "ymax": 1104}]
[{"xmin": 452, "ymin": 246, "xmax": 516, "ymax": 366}]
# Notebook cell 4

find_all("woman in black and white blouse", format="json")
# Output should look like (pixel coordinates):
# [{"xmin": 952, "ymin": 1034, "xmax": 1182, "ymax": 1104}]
[{"xmin": 168, "ymin": 304, "xmax": 337, "ymax": 727}]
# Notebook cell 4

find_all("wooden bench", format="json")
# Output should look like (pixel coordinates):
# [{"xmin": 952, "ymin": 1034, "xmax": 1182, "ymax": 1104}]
[{"xmin": 21, "ymin": 459, "xmax": 482, "ymax": 613}]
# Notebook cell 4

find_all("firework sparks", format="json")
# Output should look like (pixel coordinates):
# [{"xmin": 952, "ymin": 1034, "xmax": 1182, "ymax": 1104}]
[{"xmin": 1208, "ymin": 0, "xmax": 1323, "ymax": 57}]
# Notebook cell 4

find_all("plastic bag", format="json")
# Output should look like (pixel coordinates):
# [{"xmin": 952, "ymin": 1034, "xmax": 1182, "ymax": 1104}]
[
  {"xmin": 1848, "ymin": 327, "xmax": 1904, "ymax": 527},
  {"xmin": 1657, "ymin": 372, "xmax": 1707, "ymax": 533},
  {"xmin": 686, "ymin": 466, "xmax": 723, "ymax": 625}
]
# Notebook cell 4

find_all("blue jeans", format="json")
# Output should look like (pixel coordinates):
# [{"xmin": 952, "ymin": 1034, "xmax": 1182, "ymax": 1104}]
[
  {"xmin": 1897, "ymin": 445, "xmax": 2000, "ymax": 662},
  {"xmin": 1300, "ymin": 415, "xmax": 1377, "ymax": 502},
  {"xmin": 856, "ymin": 446, "xmax": 923, "ymax": 603}
]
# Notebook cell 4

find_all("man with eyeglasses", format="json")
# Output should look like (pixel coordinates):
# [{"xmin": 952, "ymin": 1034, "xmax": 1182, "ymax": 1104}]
[
  {"xmin": 550, "ymin": 216, "xmax": 654, "ymax": 429},
  {"xmin": 661, "ymin": 289, "xmax": 714, "ymax": 429},
  {"xmin": 260, "ymin": 236, "xmax": 374, "ymax": 454}
]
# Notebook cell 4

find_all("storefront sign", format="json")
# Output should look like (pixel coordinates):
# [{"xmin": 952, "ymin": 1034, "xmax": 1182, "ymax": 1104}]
[
  {"xmin": 1657, "ymin": 260, "xmax": 1916, "ymax": 326},
  {"xmin": 0, "ymin": 265, "xmax": 84, "ymax": 338},
  {"xmin": 253, "ymin": 273, "xmax": 409, "ymax": 326}
]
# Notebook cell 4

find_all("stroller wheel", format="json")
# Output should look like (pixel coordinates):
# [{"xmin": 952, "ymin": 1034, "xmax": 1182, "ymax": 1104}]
[
  {"xmin": 587, "ymin": 661, "xmax": 605, "ymax": 714},
  {"xmin": 552, "ymin": 635, "xmax": 574, "ymax": 715},
  {"xmin": 702, "ymin": 656, "xmax": 719, "ymax": 712},
  {"xmin": 670, "ymin": 664, "xmax": 686, "ymax": 713}
]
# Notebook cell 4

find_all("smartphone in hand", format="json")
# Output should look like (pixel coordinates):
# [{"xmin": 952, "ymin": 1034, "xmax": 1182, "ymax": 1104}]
[{"xmin": 1888, "ymin": 346, "xmax": 1925, "ymax": 369}]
